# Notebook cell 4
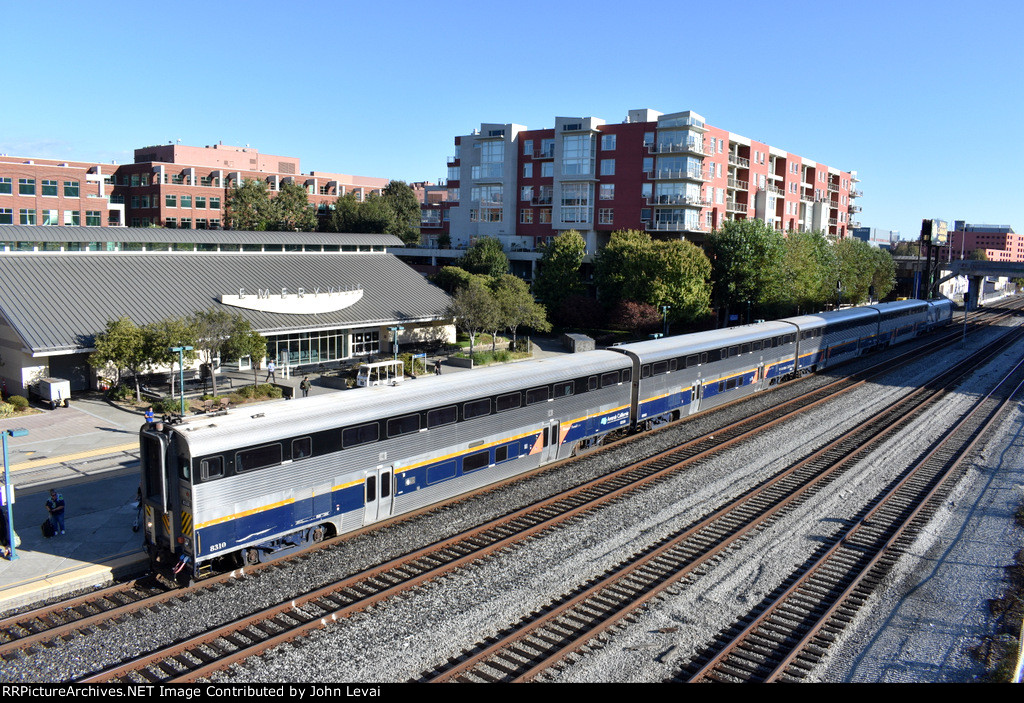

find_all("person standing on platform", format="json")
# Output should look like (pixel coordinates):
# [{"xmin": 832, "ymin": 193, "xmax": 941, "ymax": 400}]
[
  {"xmin": 46, "ymin": 489, "xmax": 66, "ymax": 535},
  {"xmin": 266, "ymin": 360, "xmax": 276, "ymax": 383},
  {"xmin": 300, "ymin": 376, "xmax": 311, "ymax": 397}
]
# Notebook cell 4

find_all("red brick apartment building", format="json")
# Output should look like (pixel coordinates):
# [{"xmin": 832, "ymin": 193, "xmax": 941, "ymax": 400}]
[
  {"xmin": 948, "ymin": 223, "xmax": 1023, "ymax": 262},
  {"xmin": 438, "ymin": 108, "xmax": 861, "ymax": 255},
  {"xmin": 0, "ymin": 143, "xmax": 389, "ymax": 231}
]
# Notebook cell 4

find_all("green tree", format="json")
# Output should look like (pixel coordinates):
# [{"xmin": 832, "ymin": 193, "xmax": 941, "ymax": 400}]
[
  {"xmin": 834, "ymin": 236, "xmax": 877, "ymax": 305},
  {"xmin": 90, "ymin": 317, "xmax": 148, "ymax": 401},
  {"xmin": 381, "ymin": 180, "xmax": 421, "ymax": 246},
  {"xmin": 458, "ymin": 237, "xmax": 508, "ymax": 278},
  {"xmin": 532, "ymin": 230, "xmax": 586, "ymax": 315},
  {"xmin": 594, "ymin": 230, "xmax": 711, "ymax": 327},
  {"xmin": 705, "ymin": 219, "xmax": 786, "ymax": 324},
  {"xmin": 225, "ymin": 179, "xmax": 276, "ymax": 231},
  {"xmin": 327, "ymin": 192, "xmax": 397, "ymax": 234},
  {"xmin": 223, "ymin": 321, "xmax": 268, "ymax": 387},
  {"xmin": 142, "ymin": 317, "xmax": 197, "ymax": 402},
  {"xmin": 448, "ymin": 276, "xmax": 499, "ymax": 357},
  {"xmin": 780, "ymin": 229, "xmax": 837, "ymax": 315},
  {"xmin": 272, "ymin": 182, "xmax": 317, "ymax": 232},
  {"xmin": 490, "ymin": 274, "xmax": 551, "ymax": 351},
  {"xmin": 432, "ymin": 265, "xmax": 474, "ymax": 294},
  {"xmin": 869, "ymin": 246, "xmax": 896, "ymax": 301},
  {"xmin": 188, "ymin": 309, "xmax": 265, "ymax": 397}
]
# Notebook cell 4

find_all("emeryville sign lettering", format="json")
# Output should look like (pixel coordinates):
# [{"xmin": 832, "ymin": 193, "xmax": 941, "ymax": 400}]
[{"xmin": 220, "ymin": 286, "xmax": 364, "ymax": 314}]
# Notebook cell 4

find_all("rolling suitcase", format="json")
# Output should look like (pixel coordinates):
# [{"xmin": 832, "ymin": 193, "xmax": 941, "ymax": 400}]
[{"xmin": 41, "ymin": 519, "xmax": 54, "ymax": 538}]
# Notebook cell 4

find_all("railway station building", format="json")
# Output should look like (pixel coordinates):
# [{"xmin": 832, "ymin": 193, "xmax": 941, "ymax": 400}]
[{"xmin": 0, "ymin": 226, "xmax": 454, "ymax": 395}]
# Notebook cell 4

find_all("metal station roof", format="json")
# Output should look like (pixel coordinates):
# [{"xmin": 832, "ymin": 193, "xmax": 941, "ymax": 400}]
[{"xmin": 0, "ymin": 251, "xmax": 451, "ymax": 354}]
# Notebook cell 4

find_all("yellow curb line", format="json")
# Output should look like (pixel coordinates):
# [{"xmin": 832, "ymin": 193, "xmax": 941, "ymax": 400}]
[{"xmin": 9, "ymin": 442, "xmax": 138, "ymax": 474}]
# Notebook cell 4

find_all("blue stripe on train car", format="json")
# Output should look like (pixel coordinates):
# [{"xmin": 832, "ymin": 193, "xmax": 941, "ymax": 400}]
[
  {"xmin": 195, "ymin": 482, "xmax": 365, "ymax": 558},
  {"xmin": 767, "ymin": 360, "xmax": 795, "ymax": 378},
  {"xmin": 638, "ymin": 388, "xmax": 693, "ymax": 420}
]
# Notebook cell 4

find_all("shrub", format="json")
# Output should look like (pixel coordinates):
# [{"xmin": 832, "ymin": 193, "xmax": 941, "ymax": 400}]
[
  {"xmin": 108, "ymin": 384, "xmax": 133, "ymax": 401},
  {"xmin": 153, "ymin": 397, "xmax": 185, "ymax": 415},
  {"xmin": 0, "ymin": 402, "xmax": 15, "ymax": 417},
  {"xmin": 7, "ymin": 395, "xmax": 28, "ymax": 411}
]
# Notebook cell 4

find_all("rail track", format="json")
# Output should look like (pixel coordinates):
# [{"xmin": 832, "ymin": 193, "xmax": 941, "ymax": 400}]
[{"xmin": 1, "ymin": 303, "xmax": 1019, "ymax": 682}]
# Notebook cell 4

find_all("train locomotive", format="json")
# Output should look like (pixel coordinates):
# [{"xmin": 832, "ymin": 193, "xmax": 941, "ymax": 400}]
[{"xmin": 139, "ymin": 298, "xmax": 953, "ymax": 581}]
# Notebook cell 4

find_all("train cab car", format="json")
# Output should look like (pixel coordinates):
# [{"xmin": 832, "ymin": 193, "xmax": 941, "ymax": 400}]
[
  {"xmin": 139, "ymin": 350, "xmax": 633, "ymax": 580},
  {"xmin": 925, "ymin": 298, "xmax": 955, "ymax": 330},
  {"xmin": 869, "ymin": 300, "xmax": 929, "ymax": 346},
  {"xmin": 781, "ymin": 306, "xmax": 880, "ymax": 371},
  {"xmin": 610, "ymin": 321, "xmax": 799, "ymax": 430}
]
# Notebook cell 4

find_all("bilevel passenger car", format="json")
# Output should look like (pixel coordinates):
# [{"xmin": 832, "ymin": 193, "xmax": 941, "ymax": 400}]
[{"xmin": 140, "ymin": 298, "xmax": 954, "ymax": 581}]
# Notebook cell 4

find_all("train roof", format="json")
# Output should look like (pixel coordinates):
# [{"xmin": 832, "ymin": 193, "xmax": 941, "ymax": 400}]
[
  {"xmin": 170, "ymin": 350, "xmax": 629, "ymax": 456},
  {"xmin": 609, "ymin": 320, "xmax": 798, "ymax": 363},
  {"xmin": 780, "ymin": 306, "xmax": 879, "ymax": 329}
]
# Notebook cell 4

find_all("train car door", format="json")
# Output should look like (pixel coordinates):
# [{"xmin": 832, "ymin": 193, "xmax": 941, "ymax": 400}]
[
  {"xmin": 363, "ymin": 466, "xmax": 394, "ymax": 524},
  {"xmin": 690, "ymin": 381, "xmax": 703, "ymax": 415},
  {"xmin": 541, "ymin": 420, "xmax": 560, "ymax": 463}
]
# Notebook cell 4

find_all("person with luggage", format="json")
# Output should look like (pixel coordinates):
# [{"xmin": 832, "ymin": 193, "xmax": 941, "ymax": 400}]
[{"xmin": 46, "ymin": 489, "xmax": 65, "ymax": 535}]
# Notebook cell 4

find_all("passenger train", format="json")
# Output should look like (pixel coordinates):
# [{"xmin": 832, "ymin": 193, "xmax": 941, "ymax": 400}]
[{"xmin": 140, "ymin": 299, "xmax": 953, "ymax": 581}]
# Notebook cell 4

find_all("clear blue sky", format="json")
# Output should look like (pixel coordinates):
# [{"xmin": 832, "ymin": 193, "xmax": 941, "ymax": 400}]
[{"xmin": 2, "ymin": 0, "xmax": 1020, "ymax": 241}]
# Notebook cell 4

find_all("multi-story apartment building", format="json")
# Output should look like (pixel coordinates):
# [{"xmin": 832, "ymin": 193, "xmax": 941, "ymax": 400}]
[
  {"xmin": 0, "ymin": 142, "xmax": 390, "ymax": 230},
  {"xmin": 442, "ymin": 108, "xmax": 860, "ymax": 255},
  {"xmin": 948, "ymin": 223, "xmax": 1023, "ymax": 262}
]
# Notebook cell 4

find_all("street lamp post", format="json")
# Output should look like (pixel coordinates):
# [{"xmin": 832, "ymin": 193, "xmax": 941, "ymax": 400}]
[
  {"xmin": 170, "ymin": 345, "xmax": 193, "ymax": 416},
  {"xmin": 389, "ymin": 326, "xmax": 405, "ymax": 361},
  {"xmin": 2, "ymin": 427, "xmax": 28, "ymax": 560},
  {"xmin": 661, "ymin": 306, "xmax": 671, "ymax": 337}
]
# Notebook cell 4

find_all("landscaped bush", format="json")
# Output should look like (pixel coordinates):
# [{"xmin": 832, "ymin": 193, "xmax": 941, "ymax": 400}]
[
  {"xmin": 7, "ymin": 395, "xmax": 28, "ymax": 412},
  {"xmin": 108, "ymin": 384, "xmax": 133, "ymax": 401},
  {"xmin": 153, "ymin": 397, "xmax": 185, "ymax": 415}
]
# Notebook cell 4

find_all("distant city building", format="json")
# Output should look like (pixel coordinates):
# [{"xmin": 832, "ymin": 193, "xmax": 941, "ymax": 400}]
[
  {"xmin": 0, "ymin": 142, "xmax": 390, "ymax": 231},
  {"xmin": 852, "ymin": 227, "xmax": 898, "ymax": 248},
  {"xmin": 948, "ymin": 223, "xmax": 1023, "ymax": 262},
  {"xmin": 436, "ymin": 108, "xmax": 860, "ymax": 256}
]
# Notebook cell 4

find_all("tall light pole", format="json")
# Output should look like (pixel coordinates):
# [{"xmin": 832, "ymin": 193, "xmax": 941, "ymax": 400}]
[
  {"xmin": 3, "ymin": 427, "xmax": 28, "ymax": 560},
  {"xmin": 389, "ymin": 326, "xmax": 405, "ymax": 361},
  {"xmin": 170, "ymin": 345, "xmax": 193, "ymax": 416},
  {"xmin": 661, "ymin": 305, "xmax": 671, "ymax": 337}
]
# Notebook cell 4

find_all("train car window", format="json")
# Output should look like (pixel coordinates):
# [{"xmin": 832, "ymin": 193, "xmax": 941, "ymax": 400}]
[
  {"xmin": 381, "ymin": 474, "xmax": 391, "ymax": 499},
  {"xmin": 669, "ymin": 359, "xmax": 678, "ymax": 372},
  {"xmin": 728, "ymin": 346, "xmax": 738, "ymax": 358},
  {"xmin": 741, "ymin": 343, "xmax": 750, "ymax": 354},
  {"xmin": 496, "ymin": 393, "xmax": 521, "ymax": 413},
  {"xmin": 236, "ymin": 444, "xmax": 283, "ymax": 473},
  {"xmin": 753, "ymin": 340, "xmax": 762, "ymax": 351},
  {"xmin": 464, "ymin": 398, "xmax": 492, "ymax": 420},
  {"xmin": 652, "ymin": 361, "xmax": 669, "ymax": 376},
  {"xmin": 292, "ymin": 438, "xmax": 312, "ymax": 460},
  {"xmin": 387, "ymin": 414, "xmax": 421, "ymax": 437},
  {"xmin": 601, "ymin": 371, "xmax": 619, "ymax": 387},
  {"xmin": 686, "ymin": 354, "xmax": 699, "ymax": 368},
  {"xmin": 427, "ymin": 460, "xmax": 457, "ymax": 485},
  {"xmin": 343, "ymin": 423, "xmax": 379, "ymax": 448},
  {"xmin": 200, "ymin": 456, "xmax": 223, "ymax": 481},
  {"xmin": 622, "ymin": 368, "xmax": 631, "ymax": 383},
  {"xmin": 495, "ymin": 445, "xmax": 509, "ymax": 463},
  {"xmin": 700, "ymin": 352, "xmax": 708, "ymax": 365},
  {"xmin": 463, "ymin": 450, "xmax": 490, "ymax": 472},
  {"xmin": 588, "ymin": 375, "xmax": 599, "ymax": 391},
  {"xmin": 427, "ymin": 406, "xmax": 457, "ymax": 428},
  {"xmin": 641, "ymin": 365, "xmax": 651, "ymax": 379},
  {"xmin": 527, "ymin": 386, "xmax": 550, "ymax": 404},
  {"xmin": 554, "ymin": 381, "xmax": 574, "ymax": 398},
  {"xmin": 365, "ymin": 475, "xmax": 376, "ymax": 501}
]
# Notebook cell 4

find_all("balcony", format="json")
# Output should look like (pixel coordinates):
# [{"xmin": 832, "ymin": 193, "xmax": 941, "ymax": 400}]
[
  {"xmin": 651, "ymin": 168, "xmax": 710, "ymax": 182},
  {"xmin": 645, "ymin": 194, "xmax": 709, "ymax": 207},
  {"xmin": 726, "ymin": 200, "xmax": 747, "ymax": 214},
  {"xmin": 727, "ymin": 177, "xmax": 748, "ymax": 191},
  {"xmin": 850, "ymin": 188, "xmax": 863, "ymax": 198},
  {"xmin": 728, "ymin": 153, "xmax": 750, "ymax": 169},
  {"xmin": 648, "ymin": 139, "xmax": 707, "ymax": 157},
  {"xmin": 532, "ymin": 146, "xmax": 555, "ymax": 160},
  {"xmin": 645, "ymin": 220, "xmax": 707, "ymax": 233}
]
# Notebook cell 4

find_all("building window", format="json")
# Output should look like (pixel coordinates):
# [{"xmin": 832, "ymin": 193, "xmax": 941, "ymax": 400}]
[
  {"xmin": 600, "ymin": 184, "xmax": 615, "ymax": 200},
  {"xmin": 523, "ymin": 163, "xmax": 533, "ymax": 179},
  {"xmin": 41, "ymin": 209, "xmax": 58, "ymax": 225},
  {"xmin": 165, "ymin": 217, "xmax": 177, "ymax": 228},
  {"xmin": 196, "ymin": 218, "xmax": 208, "ymax": 229},
  {"xmin": 85, "ymin": 211, "xmax": 101, "ymax": 226},
  {"xmin": 41, "ymin": 180, "xmax": 58, "ymax": 197},
  {"xmin": 599, "ymin": 208, "xmax": 614, "ymax": 225},
  {"xmin": 180, "ymin": 195, "xmax": 192, "ymax": 208},
  {"xmin": 0, "ymin": 178, "xmax": 10, "ymax": 195},
  {"xmin": 165, "ymin": 194, "xmax": 177, "ymax": 208},
  {"xmin": 560, "ymin": 182, "xmax": 592, "ymax": 224},
  {"xmin": 209, "ymin": 218, "xmax": 220, "ymax": 229},
  {"xmin": 131, "ymin": 174, "xmax": 140, "ymax": 187},
  {"xmin": 562, "ymin": 133, "xmax": 595, "ymax": 177},
  {"xmin": 63, "ymin": 181, "xmax": 79, "ymax": 197},
  {"xmin": 19, "ymin": 209, "xmax": 36, "ymax": 225},
  {"xmin": 210, "ymin": 197, "xmax": 220, "ymax": 210},
  {"xmin": 601, "ymin": 134, "xmax": 616, "ymax": 150},
  {"xmin": 520, "ymin": 209, "xmax": 533, "ymax": 224},
  {"xmin": 179, "ymin": 217, "xmax": 192, "ymax": 229},
  {"xmin": 18, "ymin": 179, "xmax": 35, "ymax": 195},
  {"xmin": 541, "ymin": 161, "xmax": 554, "ymax": 178},
  {"xmin": 195, "ymin": 196, "xmax": 206, "ymax": 209},
  {"xmin": 521, "ymin": 186, "xmax": 533, "ymax": 202},
  {"xmin": 600, "ymin": 159, "xmax": 615, "ymax": 176},
  {"xmin": 539, "ymin": 208, "xmax": 552, "ymax": 224},
  {"xmin": 522, "ymin": 139, "xmax": 533, "ymax": 155},
  {"xmin": 0, "ymin": 209, "xmax": 12, "ymax": 225}
]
